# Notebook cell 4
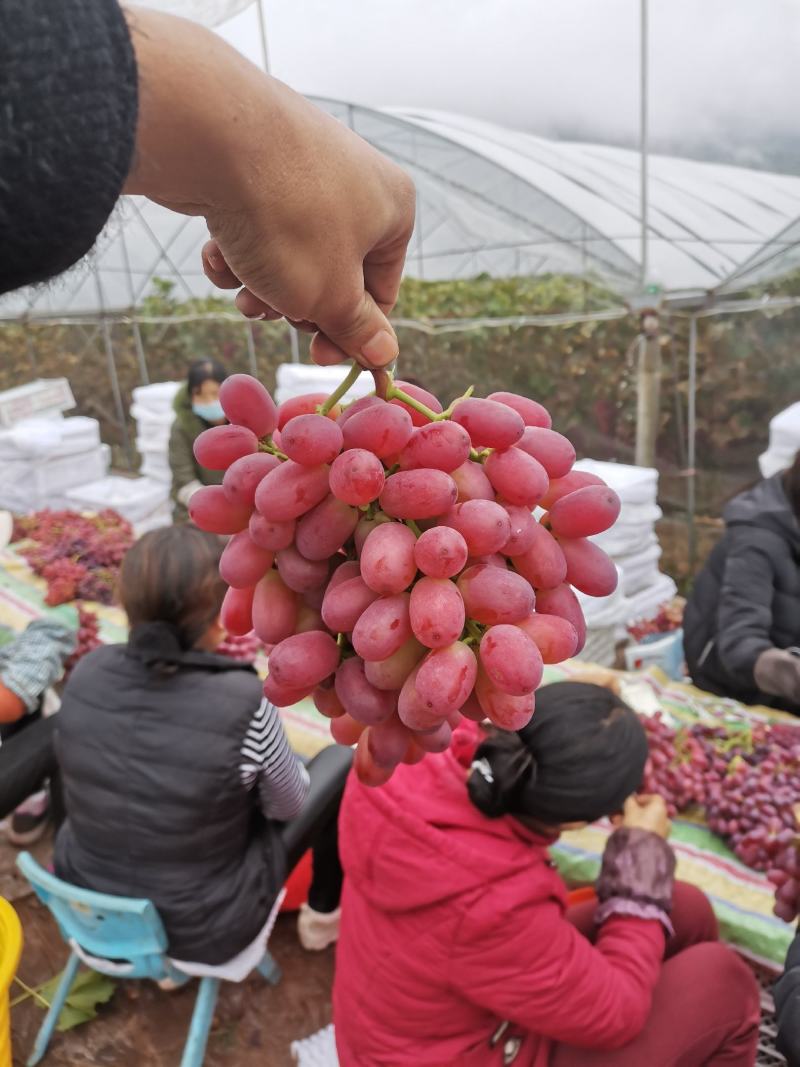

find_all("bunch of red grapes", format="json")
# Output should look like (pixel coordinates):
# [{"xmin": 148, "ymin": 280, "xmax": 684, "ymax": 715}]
[
  {"xmin": 641, "ymin": 713, "xmax": 800, "ymax": 921},
  {"xmin": 216, "ymin": 630, "xmax": 264, "ymax": 663},
  {"xmin": 189, "ymin": 368, "xmax": 621, "ymax": 786},
  {"xmin": 63, "ymin": 605, "xmax": 102, "ymax": 677},
  {"xmin": 627, "ymin": 597, "xmax": 685, "ymax": 642}
]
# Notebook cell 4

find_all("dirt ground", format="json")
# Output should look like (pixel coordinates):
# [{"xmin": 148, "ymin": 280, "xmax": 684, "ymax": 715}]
[{"xmin": 3, "ymin": 831, "xmax": 334, "ymax": 1067}]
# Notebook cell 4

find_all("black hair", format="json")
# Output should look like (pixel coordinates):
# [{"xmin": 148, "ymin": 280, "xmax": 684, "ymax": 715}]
[
  {"xmin": 467, "ymin": 682, "xmax": 648, "ymax": 826},
  {"xmin": 187, "ymin": 358, "xmax": 228, "ymax": 396},
  {"xmin": 783, "ymin": 450, "xmax": 800, "ymax": 522}
]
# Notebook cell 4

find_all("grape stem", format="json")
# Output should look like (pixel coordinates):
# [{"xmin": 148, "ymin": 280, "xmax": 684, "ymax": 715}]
[
  {"xmin": 319, "ymin": 362, "xmax": 363, "ymax": 415},
  {"xmin": 466, "ymin": 620, "xmax": 483, "ymax": 644},
  {"xmin": 404, "ymin": 519, "xmax": 422, "ymax": 537},
  {"xmin": 372, "ymin": 368, "xmax": 392, "ymax": 400},
  {"xmin": 259, "ymin": 439, "xmax": 288, "ymax": 461}
]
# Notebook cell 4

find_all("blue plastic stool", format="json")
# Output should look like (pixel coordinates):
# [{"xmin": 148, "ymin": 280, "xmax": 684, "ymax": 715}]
[{"xmin": 16, "ymin": 853, "xmax": 281, "ymax": 1067}]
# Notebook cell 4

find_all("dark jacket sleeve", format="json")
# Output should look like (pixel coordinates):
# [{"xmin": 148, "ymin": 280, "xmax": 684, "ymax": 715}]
[
  {"xmin": 714, "ymin": 527, "xmax": 779, "ymax": 686},
  {"xmin": 775, "ymin": 929, "xmax": 800, "ymax": 1067},
  {"xmin": 0, "ymin": 0, "xmax": 138, "ymax": 295}
]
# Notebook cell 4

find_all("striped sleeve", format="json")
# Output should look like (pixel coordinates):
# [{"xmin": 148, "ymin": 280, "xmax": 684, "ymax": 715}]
[{"xmin": 240, "ymin": 698, "xmax": 310, "ymax": 821}]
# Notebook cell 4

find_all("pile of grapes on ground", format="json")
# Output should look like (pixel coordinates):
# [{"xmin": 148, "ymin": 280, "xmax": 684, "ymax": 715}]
[
  {"xmin": 641, "ymin": 711, "xmax": 800, "ymax": 921},
  {"xmin": 189, "ymin": 365, "xmax": 622, "ymax": 786}
]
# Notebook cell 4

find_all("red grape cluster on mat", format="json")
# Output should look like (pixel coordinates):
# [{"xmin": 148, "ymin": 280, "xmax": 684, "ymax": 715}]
[
  {"xmin": 216, "ymin": 630, "xmax": 264, "ymax": 664},
  {"xmin": 188, "ymin": 367, "xmax": 621, "ymax": 786},
  {"xmin": 640, "ymin": 712, "xmax": 800, "ymax": 922}
]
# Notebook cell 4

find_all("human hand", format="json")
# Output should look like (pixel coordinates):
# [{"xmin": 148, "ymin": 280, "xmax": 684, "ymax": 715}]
[
  {"xmin": 621, "ymin": 794, "xmax": 670, "ymax": 839},
  {"xmin": 124, "ymin": 7, "xmax": 415, "ymax": 370},
  {"xmin": 754, "ymin": 648, "xmax": 800, "ymax": 704}
]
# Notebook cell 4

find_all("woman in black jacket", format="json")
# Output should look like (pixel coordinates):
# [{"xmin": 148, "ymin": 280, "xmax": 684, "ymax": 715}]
[{"xmin": 684, "ymin": 452, "xmax": 800, "ymax": 713}]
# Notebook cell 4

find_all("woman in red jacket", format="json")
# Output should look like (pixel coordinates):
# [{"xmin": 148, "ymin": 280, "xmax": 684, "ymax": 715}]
[{"xmin": 334, "ymin": 682, "xmax": 760, "ymax": 1066}]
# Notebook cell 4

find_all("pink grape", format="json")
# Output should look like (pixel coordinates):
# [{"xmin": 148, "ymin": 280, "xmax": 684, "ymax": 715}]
[
  {"xmin": 487, "ymin": 391, "xmax": 551, "ymax": 429},
  {"xmin": 451, "ymin": 460, "xmax": 495, "ymax": 502},
  {"xmin": 451, "ymin": 397, "xmax": 524, "ymax": 448},
  {"xmin": 337, "ymin": 395, "xmax": 384, "ymax": 428},
  {"xmin": 268, "ymin": 630, "xmax": 340, "ymax": 690},
  {"xmin": 457, "ymin": 564, "xmax": 535, "ymax": 625},
  {"xmin": 354, "ymin": 511, "xmax": 393, "ymax": 556},
  {"xmin": 254, "ymin": 461, "xmax": 330, "ymax": 521},
  {"xmin": 328, "ymin": 560, "xmax": 362, "ymax": 590},
  {"xmin": 535, "ymin": 583, "xmax": 586, "ymax": 652},
  {"xmin": 415, "ymin": 641, "xmax": 477, "ymax": 714},
  {"xmin": 352, "ymin": 593, "xmax": 412, "ymax": 661},
  {"xmin": 321, "ymin": 576, "xmax": 380, "ymax": 633},
  {"xmin": 398, "ymin": 664, "xmax": 448, "ymax": 731},
  {"xmin": 467, "ymin": 553, "xmax": 508, "ymax": 569},
  {"xmin": 301, "ymin": 584, "xmax": 325, "ymax": 610},
  {"xmin": 460, "ymin": 691, "xmax": 487, "ymax": 722},
  {"xmin": 442, "ymin": 500, "xmax": 511, "ymax": 556},
  {"xmin": 220, "ymin": 373, "xmax": 278, "ymax": 437},
  {"xmin": 281, "ymin": 413, "xmax": 343, "ymax": 466},
  {"xmin": 329, "ymin": 449, "xmax": 386, "ymax": 506},
  {"xmin": 479, "ymin": 624, "xmax": 543, "ymax": 696},
  {"xmin": 364, "ymin": 637, "xmax": 427, "ymax": 691},
  {"xmin": 295, "ymin": 495, "xmax": 359, "ymax": 561},
  {"xmin": 219, "ymin": 531, "xmax": 274, "ymax": 588},
  {"xmin": 189, "ymin": 486, "xmax": 252, "ymax": 534},
  {"xmin": 390, "ymin": 381, "xmax": 443, "ymax": 427},
  {"xmin": 313, "ymin": 683, "xmax": 346, "ymax": 719},
  {"xmin": 335, "ymin": 656, "xmax": 397, "ymax": 725},
  {"xmin": 368, "ymin": 715, "xmax": 414, "ymax": 768},
  {"xmin": 516, "ymin": 427, "xmax": 575, "ymax": 479},
  {"xmin": 409, "ymin": 577, "xmax": 466, "ymax": 648},
  {"xmin": 252, "ymin": 570, "xmax": 298, "ymax": 645},
  {"xmin": 511, "ymin": 524, "xmax": 567, "ymax": 590},
  {"xmin": 547, "ymin": 485, "xmax": 622, "ymax": 539},
  {"xmin": 475, "ymin": 666, "xmax": 535, "ymax": 730},
  {"xmin": 221, "ymin": 585, "xmax": 255, "ymax": 636},
  {"xmin": 559, "ymin": 537, "xmax": 618, "ymax": 597},
  {"xmin": 354, "ymin": 732, "xmax": 395, "ymax": 787},
  {"xmin": 380, "ymin": 470, "xmax": 458, "ymax": 519},
  {"xmin": 501, "ymin": 505, "xmax": 538, "ymax": 557},
  {"xmin": 540, "ymin": 470, "xmax": 605, "ymax": 510},
  {"xmin": 249, "ymin": 513, "xmax": 296, "ymax": 552},
  {"xmin": 342, "ymin": 403, "xmax": 413, "ymax": 457},
  {"xmin": 413, "ymin": 526, "xmax": 469, "ymax": 579},
  {"xmin": 414, "ymin": 722, "xmax": 453, "ymax": 754},
  {"xmin": 263, "ymin": 674, "xmax": 313, "ymax": 707},
  {"xmin": 516, "ymin": 613, "xmax": 578, "ymax": 663},
  {"xmin": 223, "ymin": 453, "xmax": 280, "ymax": 507},
  {"xmin": 295, "ymin": 603, "xmax": 325, "ymax": 634},
  {"xmin": 402, "ymin": 740, "xmax": 427, "ymax": 765},
  {"xmin": 359, "ymin": 522, "xmax": 417, "ymax": 595},
  {"xmin": 276, "ymin": 545, "xmax": 329, "ymax": 593},
  {"xmin": 330, "ymin": 713, "xmax": 365, "ymax": 746},
  {"xmin": 398, "ymin": 421, "xmax": 471, "ymax": 473},
  {"xmin": 484, "ymin": 448, "xmax": 548, "ymax": 507},
  {"xmin": 277, "ymin": 393, "xmax": 339, "ymax": 429}
]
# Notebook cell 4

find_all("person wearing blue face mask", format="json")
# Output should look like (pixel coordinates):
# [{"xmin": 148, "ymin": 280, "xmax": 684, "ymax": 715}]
[{"xmin": 169, "ymin": 358, "xmax": 229, "ymax": 522}]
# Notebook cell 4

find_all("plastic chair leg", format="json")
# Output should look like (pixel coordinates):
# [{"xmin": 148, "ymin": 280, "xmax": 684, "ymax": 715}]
[
  {"xmin": 179, "ymin": 977, "xmax": 220, "ymax": 1067},
  {"xmin": 27, "ymin": 950, "xmax": 81, "ymax": 1067},
  {"xmin": 256, "ymin": 950, "xmax": 282, "ymax": 986}
]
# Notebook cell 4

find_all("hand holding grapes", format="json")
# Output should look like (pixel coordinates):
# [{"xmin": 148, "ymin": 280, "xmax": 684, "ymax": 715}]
[
  {"xmin": 620, "ymin": 794, "xmax": 671, "ymax": 839},
  {"xmin": 124, "ymin": 7, "xmax": 415, "ymax": 371}
]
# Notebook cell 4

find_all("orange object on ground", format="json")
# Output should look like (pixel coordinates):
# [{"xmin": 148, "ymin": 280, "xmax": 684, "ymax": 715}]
[
  {"xmin": 281, "ymin": 849, "xmax": 312, "ymax": 912},
  {"xmin": 566, "ymin": 886, "xmax": 597, "ymax": 906},
  {"xmin": 0, "ymin": 898, "xmax": 22, "ymax": 1067}
]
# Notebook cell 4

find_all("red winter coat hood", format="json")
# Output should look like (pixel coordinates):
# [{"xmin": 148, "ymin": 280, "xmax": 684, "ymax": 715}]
[{"xmin": 334, "ymin": 721, "xmax": 665, "ymax": 1067}]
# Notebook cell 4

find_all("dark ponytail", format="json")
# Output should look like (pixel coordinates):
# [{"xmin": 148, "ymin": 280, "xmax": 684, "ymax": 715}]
[{"xmin": 467, "ymin": 731, "xmax": 537, "ymax": 818}]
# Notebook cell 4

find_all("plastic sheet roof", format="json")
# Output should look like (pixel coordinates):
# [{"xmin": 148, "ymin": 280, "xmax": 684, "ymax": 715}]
[{"xmin": 4, "ymin": 100, "xmax": 800, "ymax": 320}]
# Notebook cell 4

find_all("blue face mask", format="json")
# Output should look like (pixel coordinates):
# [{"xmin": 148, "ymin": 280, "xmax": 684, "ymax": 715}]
[{"xmin": 192, "ymin": 400, "xmax": 225, "ymax": 423}]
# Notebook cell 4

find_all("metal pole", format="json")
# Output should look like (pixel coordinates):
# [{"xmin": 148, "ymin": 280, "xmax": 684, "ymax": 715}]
[
  {"xmin": 245, "ymin": 321, "xmax": 259, "ymax": 376},
  {"xmin": 289, "ymin": 324, "xmax": 300, "ymax": 364},
  {"xmin": 132, "ymin": 320, "xmax": 150, "ymax": 385},
  {"xmin": 102, "ymin": 320, "xmax": 135, "ymax": 470},
  {"xmin": 687, "ymin": 314, "xmax": 698, "ymax": 574},
  {"xmin": 640, "ymin": 0, "xmax": 649, "ymax": 287},
  {"xmin": 255, "ymin": 0, "xmax": 270, "ymax": 74}
]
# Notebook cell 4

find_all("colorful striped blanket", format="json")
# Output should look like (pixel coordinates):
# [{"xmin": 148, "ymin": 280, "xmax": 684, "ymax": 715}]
[{"xmin": 0, "ymin": 544, "xmax": 793, "ymax": 967}]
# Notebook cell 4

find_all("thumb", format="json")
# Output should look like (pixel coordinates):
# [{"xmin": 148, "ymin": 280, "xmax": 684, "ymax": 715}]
[{"xmin": 310, "ymin": 287, "xmax": 399, "ymax": 370}]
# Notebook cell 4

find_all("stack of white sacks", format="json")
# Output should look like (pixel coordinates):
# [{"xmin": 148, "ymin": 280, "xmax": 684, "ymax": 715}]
[
  {"xmin": 759, "ymin": 401, "xmax": 800, "ymax": 478},
  {"xmin": 0, "ymin": 379, "xmax": 110, "ymax": 513},
  {"xmin": 275, "ymin": 362, "xmax": 376, "ymax": 406},
  {"xmin": 63, "ymin": 381, "xmax": 180, "ymax": 534},
  {"xmin": 570, "ymin": 459, "xmax": 677, "ymax": 664}
]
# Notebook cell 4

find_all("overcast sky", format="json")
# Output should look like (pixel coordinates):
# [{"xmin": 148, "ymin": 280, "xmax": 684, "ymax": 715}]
[{"xmin": 216, "ymin": 0, "xmax": 800, "ymax": 169}]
